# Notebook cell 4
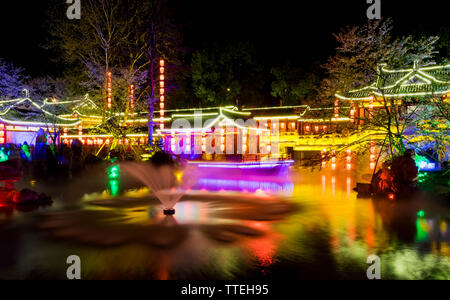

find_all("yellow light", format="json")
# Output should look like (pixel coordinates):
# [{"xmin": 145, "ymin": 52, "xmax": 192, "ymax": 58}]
[{"xmin": 176, "ymin": 171, "xmax": 183, "ymax": 182}]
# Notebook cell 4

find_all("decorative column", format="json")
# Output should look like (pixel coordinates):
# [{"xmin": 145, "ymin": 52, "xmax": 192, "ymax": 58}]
[
  {"xmin": 0, "ymin": 123, "xmax": 5, "ymax": 144},
  {"xmin": 159, "ymin": 59, "xmax": 166, "ymax": 131},
  {"xmin": 334, "ymin": 99, "xmax": 340, "ymax": 119},
  {"xmin": 128, "ymin": 84, "xmax": 135, "ymax": 118},
  {"xmin": 105, "ymin": 71, "xmax": 112, "ymax": 110}
]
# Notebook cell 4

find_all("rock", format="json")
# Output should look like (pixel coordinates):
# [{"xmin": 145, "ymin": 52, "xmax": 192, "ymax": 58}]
[{"xmin": 15, "ymin": 189, "xmax": 40, "ymax": 205}]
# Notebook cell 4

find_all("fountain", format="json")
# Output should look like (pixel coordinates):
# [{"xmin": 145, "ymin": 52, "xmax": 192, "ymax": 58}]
[{"xmin": 120, "ymin": 162, "xmax": 184, "ymax": 215}]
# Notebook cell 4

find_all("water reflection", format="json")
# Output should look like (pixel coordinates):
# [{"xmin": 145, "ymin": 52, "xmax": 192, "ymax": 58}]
[{"xmin": 0, "ymin": 167, "xmax": 449, "ymax": 280}]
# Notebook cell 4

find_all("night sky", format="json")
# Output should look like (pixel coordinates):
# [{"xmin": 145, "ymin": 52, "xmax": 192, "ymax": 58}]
[{"xmin": 0, "ymin": 0, "xmax": 447, "ymax": 77}]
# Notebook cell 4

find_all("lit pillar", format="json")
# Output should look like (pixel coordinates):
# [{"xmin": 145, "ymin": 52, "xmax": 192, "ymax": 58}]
[
  {"xmin": 220, "ymin": 128, "xmax": 225, "ymax": 153},
  {"xmin": 334, "ymin": 99, "xmax": 340, "ymax": 119},
  {"xmin": 106, "ymin": 71, "xmax": 112, "ymax": 110},
  {"xmin": 185, "ymin": 132, "xmax": 191, "ymax": 154},
  {"xmin": 129, "ymin": 84, "xmax": 135, "ymax": 118},
  {"xmin": 350, "ymin": 100, "xmax": 355, "ymax": 123},
  {"xmin": 78, "ymin": 124, "xmax": 84, "ymax": 144},
  {"xmin": 242, "ymin": 129, "xmax": 248, "ymax": 154},
  {"xmin": 321, "ymin": 148, "xmax": 327, "ymax": 168},
  {"xmin": 331, "ymin": 150, "xmax": 337, "ymax": 171},
  {"xmin": 369, "ymin": 96, "xmax": 374, "ymax": 120},
  {"xmin": 62, "ymin": 128, "xmax": 68, "ymax": 145},
  {"xmin": 0, "ymin": 123, "xmax": 5, "ymax": 144},
  {"xmin": 346, "ymin": 149, "xmax": 352, "ymax": 171},
  {"xmin": 171, "ymin": 133, "xmax": 176, "ymax": 153},
  {"xmin": 159, "ymin": 59, "xmax": 165, "ymax": 131},
  {"xmin": 369, "ymin": 140, "xmax": 376, "ymax": 170}
]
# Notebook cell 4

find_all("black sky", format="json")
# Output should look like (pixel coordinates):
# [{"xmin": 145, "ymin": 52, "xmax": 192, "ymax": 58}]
[{"xmin": 0, "ymin": 0, "xmax": 447, "ymax": 76}]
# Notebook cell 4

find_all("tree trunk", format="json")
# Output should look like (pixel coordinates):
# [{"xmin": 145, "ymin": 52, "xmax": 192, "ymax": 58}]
[{"xmin": 148, "ymin": 98, "xmax": 154, "ymax": 145}]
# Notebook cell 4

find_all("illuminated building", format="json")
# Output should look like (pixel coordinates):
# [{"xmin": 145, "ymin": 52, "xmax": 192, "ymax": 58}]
[{"xmin": 0, "ymin": 63, "xmax": 447, "ymax": 166}]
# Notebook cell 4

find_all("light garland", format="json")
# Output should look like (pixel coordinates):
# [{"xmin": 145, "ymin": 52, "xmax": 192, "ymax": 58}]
[
  {"xmin": 129, "ymin": 84, "xmax": 135, "ymax": 118},
  {"xmin": 106, "ymin": 71, "xmax": 112, "ymax": 109},
  {"xmin": 159, "ymin": 59, "xmax": 165, "ymax": 131}
]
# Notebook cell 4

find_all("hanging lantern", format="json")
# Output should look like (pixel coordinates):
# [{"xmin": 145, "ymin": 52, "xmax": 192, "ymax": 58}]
[
  {"xmin": 129, "ymin": 84, "xmax": 135, "ymax": 118},
  {"xmin": 105, "ymin": 71, "xmax": 112, "ymax": 109},
  {"xmin": 159, "ymin": 59, "xmax": 166, "ymax": 132}
]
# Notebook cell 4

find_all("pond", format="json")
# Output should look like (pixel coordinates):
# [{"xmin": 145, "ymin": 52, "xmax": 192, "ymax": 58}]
[{"xmin": 0, "ymin": 165, "xmax": 449, "ymax": 280}]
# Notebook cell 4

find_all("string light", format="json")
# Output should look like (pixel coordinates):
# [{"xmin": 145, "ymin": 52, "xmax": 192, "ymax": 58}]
[
  {"xmin": 160, "ymin": 59, "xmax": 165, "ymax": 131},
  {"xmin": 106, "ymin": 71, "xmax": 112, "ymax": 109},
  {"xmin": 129, "ymin": 84, "xmax": 135, "ymax": 118}
]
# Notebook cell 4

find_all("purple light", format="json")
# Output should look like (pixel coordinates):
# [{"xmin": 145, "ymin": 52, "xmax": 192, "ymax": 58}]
[
  {"xmin": 196, "ymin": 178, "xmax": 294, "ymax": 195},
  {"xmin": 189, "ymin": 161, "xmax": 294, "ymax": 169}
]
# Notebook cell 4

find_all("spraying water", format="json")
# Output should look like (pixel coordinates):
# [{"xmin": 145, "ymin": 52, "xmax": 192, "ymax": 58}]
[{"xmin": 120, "ymin": 162, "xmax": 184, "ymax": 213}]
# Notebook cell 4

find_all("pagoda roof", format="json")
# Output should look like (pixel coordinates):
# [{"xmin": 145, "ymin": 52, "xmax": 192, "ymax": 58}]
[
  {"xmin": 336, "ymin": 63, "xmax": 450, "ymax": 101},
  {"xmin": 242, "ymin": 105, "xmax": 308, "ymax": 119},
  {"xmin": 298, "ymin": 106, "xmax": 351, "ymax": 123},
  {"xmin": 0, "ymin": 98, "xmax": 81, "ymax": 127}
]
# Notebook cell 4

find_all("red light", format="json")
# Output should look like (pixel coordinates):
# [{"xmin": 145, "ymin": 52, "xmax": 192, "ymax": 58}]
[
  {"xmin": 160, "ymin": 60, "xmax": 165, "ymax": 67},
  {"xmin": 388, "ymin": 194, "xmax": 395, "ymax": 200}
]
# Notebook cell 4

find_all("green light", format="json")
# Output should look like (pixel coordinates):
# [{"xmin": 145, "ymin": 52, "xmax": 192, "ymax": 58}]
[
  {"xmin": 415, "ymin": 218, "xmax": 429, "ymax": 242},
  {"xmin": 417, "ymin": 172, "xmax": 428, "ymax": 184},
  {"xmin": 107, "ymin": 165, "xmax": 120, "ymax": 180},
  {"xmin": 0, "ymin": 148, "xmax": 8, "ymax": 162},
  {"xmin": 417, "ymin": 210, "xmax": 426, "ymax": 218},
  {"xmin": 108, "ymin": 179, "xmax": 120, "ymax": 197}
]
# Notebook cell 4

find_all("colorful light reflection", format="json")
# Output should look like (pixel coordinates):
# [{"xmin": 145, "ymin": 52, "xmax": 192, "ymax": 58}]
[{"xmin": 197, "ymin": 178, "xmax": 294, "ymax": 195}]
